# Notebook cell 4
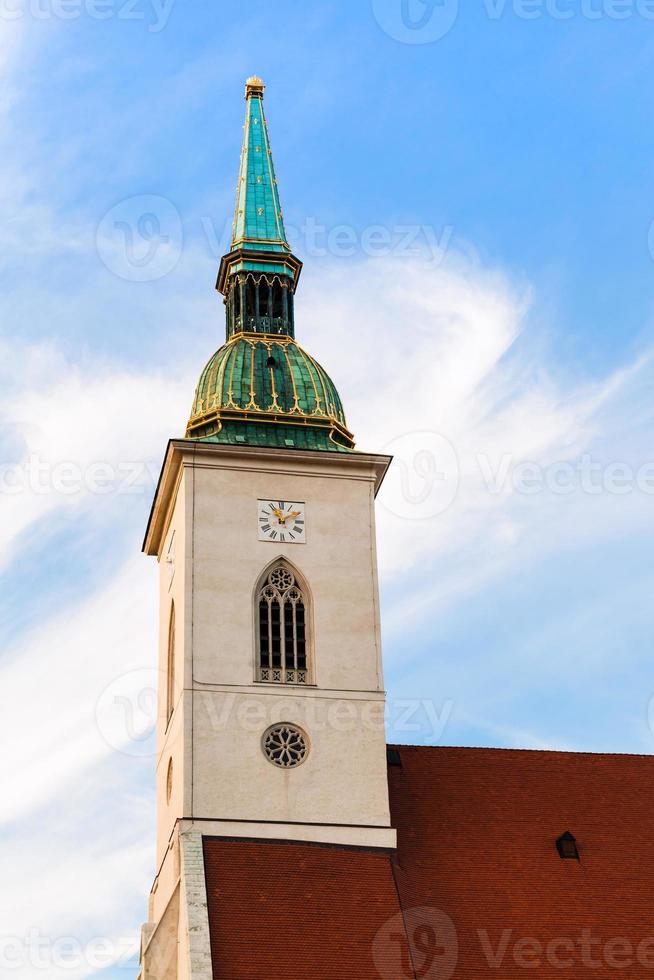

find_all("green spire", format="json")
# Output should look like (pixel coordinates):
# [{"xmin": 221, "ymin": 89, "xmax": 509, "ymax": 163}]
[
  {"xmin": 193, "ymin": 78, "xmax": 355, "ymax": 452},
  {"xmin": 216, "ymin": 77, "xmax": 302, "ymax": 330},
  {"xmin": 231, "ymin": 76, "xmax": 289, "ymax": 254}
]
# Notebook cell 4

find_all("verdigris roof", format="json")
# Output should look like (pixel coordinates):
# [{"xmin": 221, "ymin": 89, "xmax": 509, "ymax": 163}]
[
  {"xmin": 189, "ymin": 77, "xmax": 352, "ymax": 453},
  {"xmin": 231, "ymin": 76, "xmax": 289, "ymax": 256},
  {"xmin": 186, "ymin": 334, "xmax": 354, "ymax": 451}
]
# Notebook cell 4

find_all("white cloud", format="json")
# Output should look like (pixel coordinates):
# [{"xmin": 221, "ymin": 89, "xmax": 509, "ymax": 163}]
[
  {"xmin": 0, "ymin": 339, "xmax": 195, "ymax": 568},
  {"xmin": 0, "ymin": 767, "xmax": 151, "ymax": 979},
  {"xmin": 0, "ymin": 555, "xmax": 158, "ymax": 825},
  {"xmin": 0, "ymin": 556, "xmax": 157, "ymax": 979}
]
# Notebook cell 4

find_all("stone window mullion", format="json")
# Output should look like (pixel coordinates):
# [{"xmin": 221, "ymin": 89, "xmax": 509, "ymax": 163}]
[{"xmin": 257, "ymin": 564, "xmax": 308, "ymax": 685}]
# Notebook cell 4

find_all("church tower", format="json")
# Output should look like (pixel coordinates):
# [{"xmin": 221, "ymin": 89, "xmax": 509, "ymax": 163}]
[{"xmin": 139, "ymin": 77, "xmax": 394, "ymax": 980}]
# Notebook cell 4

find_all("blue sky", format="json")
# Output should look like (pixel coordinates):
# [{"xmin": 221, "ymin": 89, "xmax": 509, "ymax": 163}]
[{"xmin": 2, "ymin": 1, "xmax": 654, "ymax": 976}]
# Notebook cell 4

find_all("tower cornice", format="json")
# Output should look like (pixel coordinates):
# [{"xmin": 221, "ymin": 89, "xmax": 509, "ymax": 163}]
[{"xmin": 143, "ymin": 440, "xmax": 392, "ymax": 557}]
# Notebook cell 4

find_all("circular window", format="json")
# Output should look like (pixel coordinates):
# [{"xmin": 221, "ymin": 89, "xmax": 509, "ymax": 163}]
[
  {"xmin": 262, "ymin": 723, "xmax": 309, "ymax": 769},
  {"xmin": 269, "ymin": 567, "xmax": 294, "ymax": 591}
]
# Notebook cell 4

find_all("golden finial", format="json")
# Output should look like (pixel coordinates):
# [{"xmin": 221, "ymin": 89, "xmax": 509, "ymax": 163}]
[{"xmin": 245, "ymin": 76, "xmax": 265, "ymax": 99}]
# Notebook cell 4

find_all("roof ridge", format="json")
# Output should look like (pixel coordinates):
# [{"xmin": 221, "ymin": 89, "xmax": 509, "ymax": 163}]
[{"xmin": 387, "ymin": 742, "xmax": 654, "ymax": 759}]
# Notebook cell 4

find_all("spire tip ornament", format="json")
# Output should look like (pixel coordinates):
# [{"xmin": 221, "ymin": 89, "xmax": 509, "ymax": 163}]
[{"xmin": 245, "ymin": 76, "xmax": 265, "ymax": 99}]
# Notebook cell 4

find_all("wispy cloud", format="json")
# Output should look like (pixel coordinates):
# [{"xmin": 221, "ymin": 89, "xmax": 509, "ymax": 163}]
[
  {"xmin": 300, "ymin": 253, "xmax": 654, "ymax": 617},
  {"xmin": 0, "ymin": 338, "xmax": 194, "ymax": 568}
]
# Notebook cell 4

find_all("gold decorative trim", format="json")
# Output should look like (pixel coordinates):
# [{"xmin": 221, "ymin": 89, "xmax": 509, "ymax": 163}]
[
  {"xmin": 228, "ymin": 329, "xmax": 294, "ymax": 345},
  {"xmin": 225, "ymin": 344, "xmax": 239, "ymax": 409},
  {"xmin": 282, "ymin": 344, "xmax": 302, "ymax": 414},
  {"xmin": 214, "ymin": 345, "xmax": 232, "ymax": 409},
  {"xmin": 265, "ymin": 340, "xmax": 282, "ymax": 412},
  {"xmin": 186, "ymin": 405, "xmax": 354, "ymax": 447},
  {"xmin": 246, "ymin": 339, "xmax": 258, "ymax": 410},
  {"xmin": 302, "ymin": 347, "xmax": 334, "ymax": 417},
  {"xmin": 299, "ymin": 350, "xmax": 324, "ymax": 416},
  {"xmin": 230, "ymin": 236, "xmax": 291, "ymax": 249}
]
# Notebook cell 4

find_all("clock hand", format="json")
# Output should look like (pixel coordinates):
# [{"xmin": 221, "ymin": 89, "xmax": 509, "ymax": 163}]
[{"xmin": 271, "ymin": 506, "xmax": 289, "ymax": 526}]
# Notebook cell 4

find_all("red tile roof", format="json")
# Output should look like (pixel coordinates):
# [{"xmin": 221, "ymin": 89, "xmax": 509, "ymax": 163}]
[
  {"xmin": 389, "ymin": 745, "xmax": 654, "ymax": 978},
  {"xmin": 203, "ymin": 837, "xmax": 405, "ymax": 979},
  {"xmin": 203, "ymin": 745, "xmax": 654, "ymax": 979}
]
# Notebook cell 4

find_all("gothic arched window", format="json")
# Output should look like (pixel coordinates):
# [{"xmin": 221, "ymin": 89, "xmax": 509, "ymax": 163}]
[
  {"xmin": 257, "ymin": 563, "xmax": 310, "ymax": 685},
  {"xmin": 166, "ymin": 602, "xmax": 175, "ymax": 723}
]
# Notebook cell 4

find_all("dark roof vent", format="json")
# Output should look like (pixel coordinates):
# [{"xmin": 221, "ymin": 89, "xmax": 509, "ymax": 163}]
[
  {"xmin": 386, "ymin": 747, "xmax": 403, "ymax": 768},
  {"xmin": 556, "ymin": 831, "xmax": 580, "ymax": 861}
]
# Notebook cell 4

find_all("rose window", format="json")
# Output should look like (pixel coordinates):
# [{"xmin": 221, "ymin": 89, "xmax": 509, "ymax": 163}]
[{"xmin": 262, "ymin": 724, "xmax": 309, "ymax": 768}]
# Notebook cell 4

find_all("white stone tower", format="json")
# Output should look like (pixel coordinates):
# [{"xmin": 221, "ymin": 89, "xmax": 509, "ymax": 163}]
[{"xmin": 138, "ymin": 77, "xmax": 394, "ymax": 980}]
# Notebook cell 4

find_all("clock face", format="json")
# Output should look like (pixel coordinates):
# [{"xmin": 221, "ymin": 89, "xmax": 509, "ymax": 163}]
[{"xmin": 258, "ymin": 500, "xmax": 306, "ymax": 543}]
